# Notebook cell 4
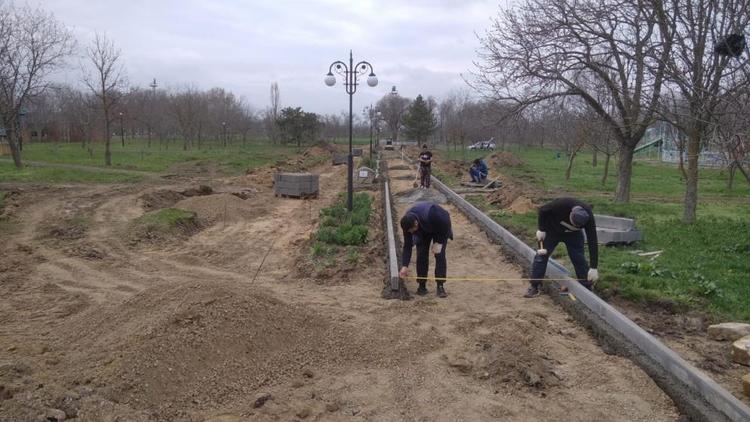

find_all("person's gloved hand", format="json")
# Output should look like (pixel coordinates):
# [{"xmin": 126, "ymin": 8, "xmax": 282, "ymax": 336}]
[
  {"xmin": 431, "ymin": 243, "xmax": 444, "ymax": 255},
  {"xmin": 536, "ymin": 230, "xmax": 546, "ymax": 241},
  {"xmin": 537, "ymin": 248, "xmax": 548, "ymax": 256},
  {"xmin": 588, "ymin": 268, "xmax": 599, "ymax": 283},
  {"xmin": 399, "ymin": 266, "xmax": 409, "ymax": 278}
]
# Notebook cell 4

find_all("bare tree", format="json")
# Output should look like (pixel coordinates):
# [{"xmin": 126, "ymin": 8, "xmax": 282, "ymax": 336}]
[
  {"xmin": 376, "ymin": 92, "xmax": 410, "ymax": 142},
  {"xmin": 0, "ymin": 3, "xmax": 74, "ymax": 167},
  {"xmin": 473, "ymin": 0, "xmax": 672, "ymax": 203},
  {"xmin": 658, "ymin": 0, "xmax": 750, "ymax": 223},
  {"xmin": 83, "ymin": 32, "xmax": 126, "ymax": 166}
]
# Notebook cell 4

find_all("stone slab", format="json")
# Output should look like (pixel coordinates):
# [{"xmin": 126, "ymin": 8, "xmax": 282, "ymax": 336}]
[
  {"xmin": 743, "ymin": 373, "xmax": 750, "ymax": 398},
  {"xmin": 708, "ymin": 323, "xmax": 750, "ymax": 341},
  {"xmin": 732, "ymin": 336, "xmax": 750, "ymax": 366},
  {"xmin": 352, "ymin": 148, "xmax": 363, "ymax": 157},
  {"xmin": 595, "ymin": 214, "xmax": 636, "ymax": 231}
]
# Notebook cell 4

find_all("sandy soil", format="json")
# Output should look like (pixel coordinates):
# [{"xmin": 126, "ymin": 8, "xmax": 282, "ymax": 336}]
[{"xmin": 0, "ymin": 148, "xmax": 679, "ymax": 421}]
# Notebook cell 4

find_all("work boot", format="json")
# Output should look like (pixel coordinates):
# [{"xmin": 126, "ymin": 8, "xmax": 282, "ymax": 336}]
[
  {"xmin": 416, "ymin": 281, "xmax": 428, "ymax": 296},
  {"xmin": 523, "ymin": 285, "xmax": 540, "ymax": 298},
  {"xmin": 436, "ymin": 283, "xmax": 447, "ymax": 298}
]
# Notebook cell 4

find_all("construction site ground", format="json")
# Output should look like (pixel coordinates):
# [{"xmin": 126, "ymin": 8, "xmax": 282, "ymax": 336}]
[{"xmin": 0, "ymin": 148, "xmax": 681, "ymax": 421}]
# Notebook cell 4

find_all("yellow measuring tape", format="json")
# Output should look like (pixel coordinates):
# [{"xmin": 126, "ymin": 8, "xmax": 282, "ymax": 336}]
[{"xmin": 403, "ymin": 276, "xmax": 574, "ymax": 282}]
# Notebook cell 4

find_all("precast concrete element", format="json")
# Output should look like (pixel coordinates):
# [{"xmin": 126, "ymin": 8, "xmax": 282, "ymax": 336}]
[
  {"xmin": 332, "ymin": 154, "xmax": 347, "ymax": 165},
  {"xmin": 274, "ymin": 172, "xmax": 319, "ymax": 198},
  {"xmin": 352, "ymin": 148, "xmax": 363, "ymax": 157},
  {"xmin": 592, "ymin": 214, "xmax": 643, "ymax": 245},
  {"xmin": 428, "ymin": 172, "xmax": 750, "ymax": 422},
  {"xmin": 709, "ymin": 323, "xmax": 750, "ymax": 341},
  {"xmin": 732, "ymin": 336, "xmax": 750, "ymax": 366},
  {"xmin": 384, "ymin": 180, "xmax": 400, "ymax": 291}
]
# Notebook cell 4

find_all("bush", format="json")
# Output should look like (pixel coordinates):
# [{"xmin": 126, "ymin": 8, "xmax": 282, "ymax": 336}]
[{"xmin": 315, "ymin": 192, "xmax": 372, "ymax": 246}]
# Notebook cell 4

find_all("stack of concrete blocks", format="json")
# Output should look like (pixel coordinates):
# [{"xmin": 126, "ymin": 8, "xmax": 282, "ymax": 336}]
[
  {"xmin": 352, "ymin": 148, "xmax": 363, "ymax": 157},
  {"xmin": 591, "ymin": 214, "xmax": 643, "ymax": 245},
  {"xmin": 332, "ymin": 153, "xmax": 347, "ymax": 165},
  {"xmin": 274, "ymin": 172, "xmax": 319, "ymax": 199}
]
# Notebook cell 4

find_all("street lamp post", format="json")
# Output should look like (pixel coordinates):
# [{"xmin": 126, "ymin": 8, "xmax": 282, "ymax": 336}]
[
  {"xmin": 119, "ymin": 112, "xmax": 125, "ymax": 147},
  {"xmin": 364, "ymin": 105, "xmax": 379, "ymax": 162},
  {"xmin": 325, "ymin": 50, "xmax": 378, "ymax": 211}
]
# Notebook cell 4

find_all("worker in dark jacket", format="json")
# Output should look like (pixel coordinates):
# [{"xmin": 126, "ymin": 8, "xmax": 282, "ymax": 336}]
[
  {"xmin": 524, "ymin": 197, "xmax": 599, "ymax": 298},
  {"xmin": 399, "ymin": 202, "xmax": 453, "ymax": 298}
]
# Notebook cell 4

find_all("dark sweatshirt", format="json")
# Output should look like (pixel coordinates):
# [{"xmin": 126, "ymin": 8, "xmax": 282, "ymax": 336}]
[
  {"xmin": 537, "ymin": 197, "xmax": 598, "ymax": 268},
  {"xmin": 401, "ymin": 202, "xmax": 453, "ymax": 266}
]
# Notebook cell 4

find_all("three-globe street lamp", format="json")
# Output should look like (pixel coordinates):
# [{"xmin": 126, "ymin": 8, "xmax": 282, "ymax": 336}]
[{"xmin": 325, "ymin": 50, "xmax": 378, "ymax": 211}]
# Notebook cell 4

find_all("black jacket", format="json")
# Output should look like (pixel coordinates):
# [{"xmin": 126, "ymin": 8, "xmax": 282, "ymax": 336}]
[
  {"xmin": 537, "ymin": 198, "xmax": 598, "ymax": 268},
  {"xmin": 402, "ymin": 202, "xmax": 453, "ymax": 266}
]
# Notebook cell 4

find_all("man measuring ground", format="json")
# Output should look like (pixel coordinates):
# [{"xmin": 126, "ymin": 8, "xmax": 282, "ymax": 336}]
[
  {"xmin": 399, "ymin": 202, "xmax": 453, "ymax": 298},
  {"xmin": 524, "ymin": 197, "xmax": 599, "ymax": 298}
]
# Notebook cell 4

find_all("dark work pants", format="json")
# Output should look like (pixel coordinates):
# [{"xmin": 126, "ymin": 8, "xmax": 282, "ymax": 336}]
[
  {"xmin": 420, "ymin": 166, "xmax": 431, "ymax": 188},
  {"xmin": 415, "ymin": 233, "xmax": 447, "ymax": 284},
  {"xmin": 530, "ymin": 230, "xmax": 591, "ymax": 289}
]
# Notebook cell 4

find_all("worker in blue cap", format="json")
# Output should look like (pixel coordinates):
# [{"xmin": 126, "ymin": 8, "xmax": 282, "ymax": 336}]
[{"xmin": 524, "ymin": 198, "xmax": 599, "ymax": 298}]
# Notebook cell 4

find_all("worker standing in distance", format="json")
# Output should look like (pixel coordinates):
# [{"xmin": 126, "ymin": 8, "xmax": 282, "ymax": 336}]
[
  {"xmin": 524, "ymin": 197, "xmax": 599, "ymax": 298},
  {"xmin": 399, "ymin": 202, "xmax": 453, "ymax": 298}
]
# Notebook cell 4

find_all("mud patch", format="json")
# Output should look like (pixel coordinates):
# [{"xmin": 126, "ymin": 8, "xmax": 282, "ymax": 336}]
[{"xmin": 41, "ymin": 217, "xmax": 88, "ymax": 241}]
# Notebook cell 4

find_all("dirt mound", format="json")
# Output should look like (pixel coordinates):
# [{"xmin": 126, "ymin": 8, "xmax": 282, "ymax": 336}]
[
  {"xmin": 447, "ymin": 313, "xmax": 561, "ymax": 391},
  {"xmin": 127, "ymin": 210, "xmax": 203, "ymax": 246},
  {"xmin": 174, "ymin": 193, "xmax": 262, "ymax": 223},
  {"xmin": 31, "ymin": 282, "xmax": 442, "ymax": 420},
  {"xmin": 489, "ymin": 151, "xmax": 524, "ymax": 167},
  {"xmin": 508, "ymin": 195, "xmax": 536, "ymax": 214},
  {"xmin": 139, "ymin": 189, "xmax": 185, "ymax": 210}
]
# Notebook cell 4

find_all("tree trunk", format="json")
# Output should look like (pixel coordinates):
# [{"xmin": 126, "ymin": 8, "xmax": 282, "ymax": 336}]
[
  {"xmin": 682, "ymin": 131, "xmax": 700, "ymax": 224},
  {"xmin": 727, "ymin": 162, "xmax": 736, "ymax": 190},
  {"xmin": 735, "ymin": 160, "xmax": 750, "ymax": 185},
  {"xmin": 677, "ymin": 139, "xmax": 687, "ymax": 181},
  {"xmin": 565, "ymin": 146, "xmax": 579, "ymax": 180},
  {"xmin": 601, "ymin": 153, "xmax": 611, "ymax": 186},
  {"xmin": 5, "ymin": 126, "xmax": 23, "ymax": 168},
  {"xmin": 615, "ymin": 145, "xmax": 635, "ymax": 202},
  {"xmin": 592, "ymin": 149, "xmax": 598, "ymax": 167},
  {"xmin": 104, "ymin": 116, "xmax": 112, "ymax": 166}
]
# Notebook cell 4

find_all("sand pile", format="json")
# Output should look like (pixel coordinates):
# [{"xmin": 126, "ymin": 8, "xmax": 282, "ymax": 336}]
[
  {"xmin": 174, "ymin": 193, "xmax": 259, "ymax": 223},
  {"xmin": 29, "ymin": 281, "xmax": 442, "ymax": 421}
]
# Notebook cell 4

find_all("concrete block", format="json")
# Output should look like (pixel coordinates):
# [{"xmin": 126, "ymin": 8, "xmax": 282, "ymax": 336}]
[
  {"xmin": 595, "ymin": 214, "xmax": 636, "ymax": 231},
  {"xmin": 274, "ymin": 172, "xmax": 319, "ymax": 198},
  {"xmin": 743, "ymin": 373, "xmax": 750, "ymax": 398},
  {"xmin": 708, "ymin": 323, "xmax": 750, "ymax": 341},
  {"xmin": 732, "ymin": 336, "xmax": 750, "ymax": 366},
  {"xmin": 352, "ymin": 148, "xmax": 363, "ymax": 157}
]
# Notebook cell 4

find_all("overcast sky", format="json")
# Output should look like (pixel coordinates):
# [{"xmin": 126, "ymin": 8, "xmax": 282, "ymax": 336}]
[{"xmin": 42, "ymin": 0, "xmax": 503, "ymax": 115}]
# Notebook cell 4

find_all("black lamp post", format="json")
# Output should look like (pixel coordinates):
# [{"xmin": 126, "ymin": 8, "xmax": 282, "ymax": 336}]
[
  {"xmin": 325, "ymin": 50, "xmax": 378, "ymax": 211},
  {"xmin": 119, "ymin": 112, "xmax": 125, "ymax": 147},
  {"xmin": 364, "ymin": 104, "xmax": 379, "ymax": 162}
]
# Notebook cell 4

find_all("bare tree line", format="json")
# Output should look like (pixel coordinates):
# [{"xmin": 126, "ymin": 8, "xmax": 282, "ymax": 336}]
[{"xmin": 472, "ymin": 0, "xmax": 750, "ymax": 222}]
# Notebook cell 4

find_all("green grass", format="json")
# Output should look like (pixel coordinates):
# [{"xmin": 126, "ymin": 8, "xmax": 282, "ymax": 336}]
[
  {"xmin": 134, "ymin": 208, "xmax": 198, "ymax": 233},
  {"xmin": 497, "ymin": 147, "xmax": 748, "ymax": 199},
  {"xmin": 311, "ymin": 192, "xmax": 374, "ymax": 268},
  {"xmin": 17, "ymin": 138, "xmax": 298, "ymax": 174},
  {"xmin": 455, "ymin": 145, "xmax": 750, "ymax": 321},
  {"xmin": 0, "ymin": 161, "xmax": 143, "ymax": 183}
]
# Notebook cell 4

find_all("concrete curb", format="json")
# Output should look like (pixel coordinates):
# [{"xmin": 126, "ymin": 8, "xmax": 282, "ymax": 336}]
[
  {"xmin": 380, "ymin": 158, "xmax": 409, "ymax": 300},
  {"xmin": 424, "ymin": 173, "xmax": 750, "ymax": 422}
]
